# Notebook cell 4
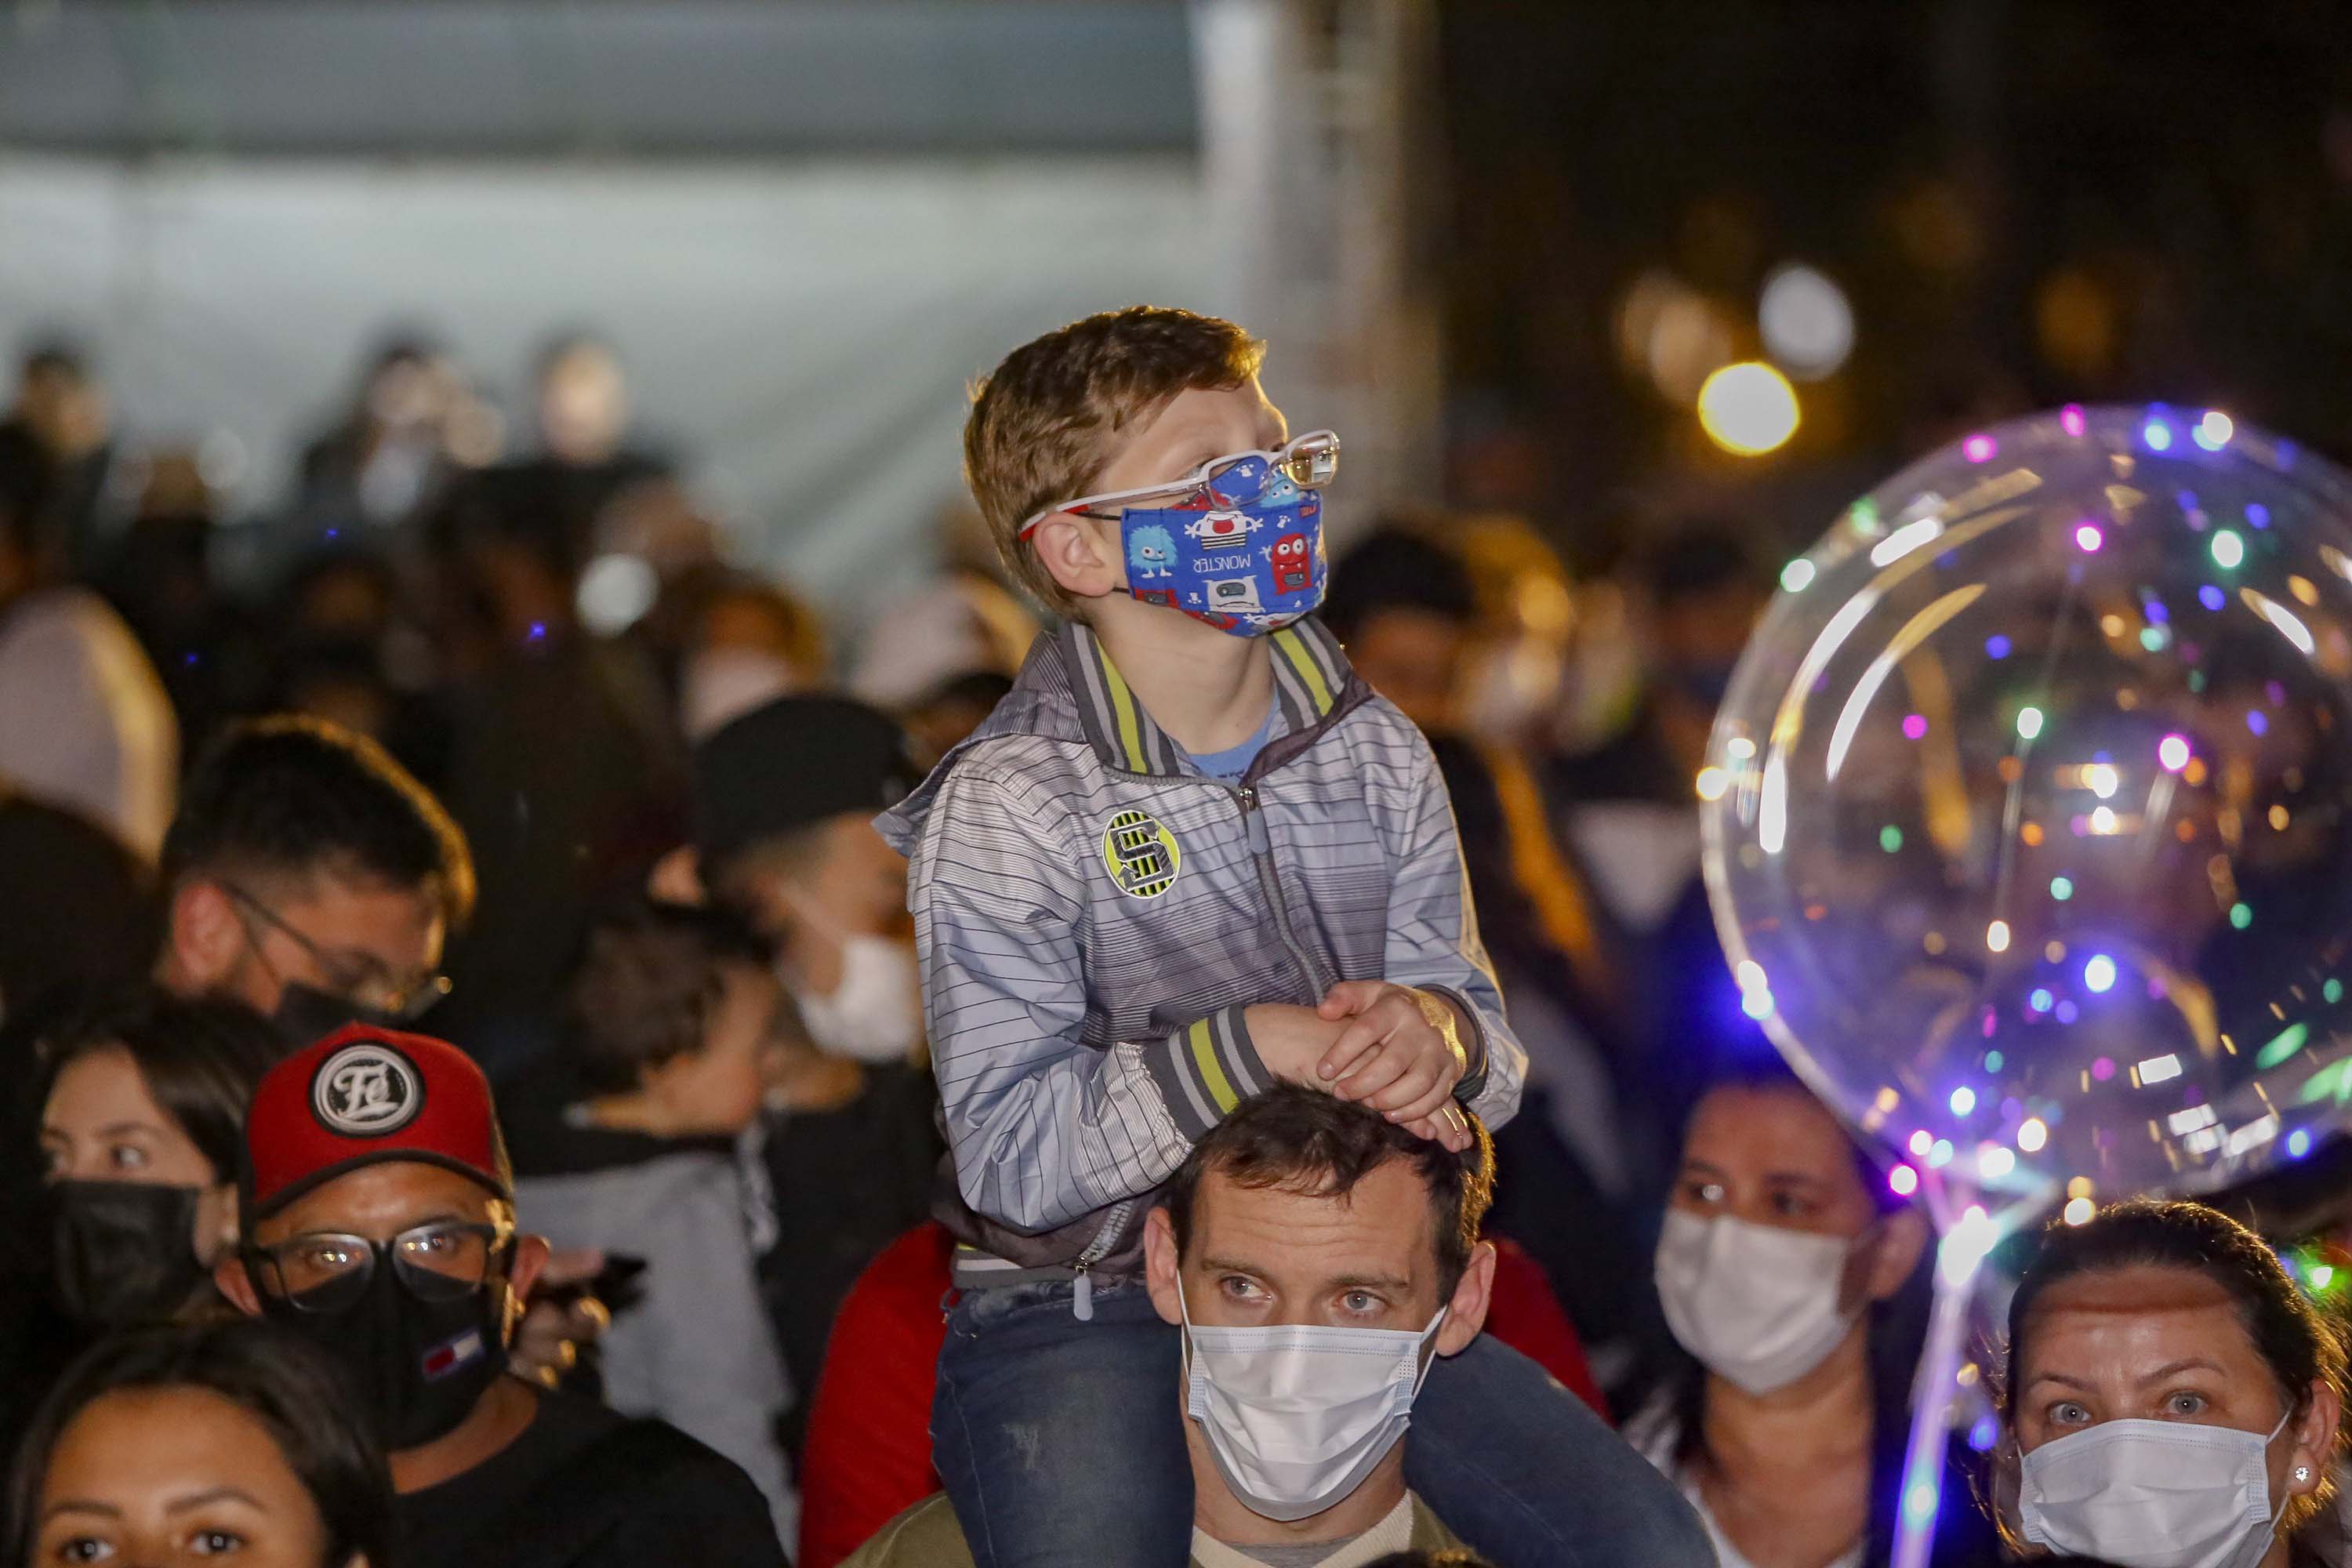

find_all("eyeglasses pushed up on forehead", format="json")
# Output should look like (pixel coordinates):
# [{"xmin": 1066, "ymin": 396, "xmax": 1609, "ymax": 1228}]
[
  {"xmin": 1018, "ymin": 430, "xmax": 1340, "ymax": 540},
  {"xmin": 245, "ymin": 1220, "xmax": 513, "ymax": 1313}
]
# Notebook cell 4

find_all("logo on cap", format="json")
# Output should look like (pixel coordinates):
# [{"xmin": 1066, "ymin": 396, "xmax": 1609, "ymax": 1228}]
[{"xmin": 311, "ymin": 1042, "xmax": 425, "ymax": 1138}]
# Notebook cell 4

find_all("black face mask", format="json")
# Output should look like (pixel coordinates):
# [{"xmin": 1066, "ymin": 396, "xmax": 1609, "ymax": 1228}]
[
  {"xmin": 270, "ymin": 983, "xmax": 408, "ymax": 1050},
  {"xmin": 45, "ymin": 1180, "xmax": 212, "ymax": 1330},
  {"xmin": 259, "ymin": 1254, "xmax": 511, "ymax": 1451}
]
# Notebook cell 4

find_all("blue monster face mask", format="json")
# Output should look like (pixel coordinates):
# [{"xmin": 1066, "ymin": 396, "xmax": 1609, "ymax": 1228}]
[{"xmin": 1118, "ymin": 456, "xmax": 1329, "ymax": 637}]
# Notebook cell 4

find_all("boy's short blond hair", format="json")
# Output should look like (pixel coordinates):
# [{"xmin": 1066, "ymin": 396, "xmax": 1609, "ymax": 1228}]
[{"xmin": 964, "ymin": 306, "xmax": 1265, "ymax": 616}]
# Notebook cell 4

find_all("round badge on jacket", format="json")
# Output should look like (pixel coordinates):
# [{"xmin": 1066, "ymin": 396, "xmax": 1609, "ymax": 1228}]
[
  {"xmin": 310, "ymin": 1041, "xmax": 426, "ymax": 1138},
  {"xmin": 1102, "ymin": 809, "xmax": 1183, "ymax": 900}
]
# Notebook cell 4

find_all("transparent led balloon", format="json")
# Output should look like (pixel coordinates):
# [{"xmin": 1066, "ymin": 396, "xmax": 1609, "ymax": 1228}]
[{"xmin": 1704, "ymin": 405, "xmax": 2352, "ymax": 1214}]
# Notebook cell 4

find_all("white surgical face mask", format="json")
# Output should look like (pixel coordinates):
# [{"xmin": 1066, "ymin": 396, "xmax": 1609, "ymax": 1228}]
[
  {"xmin": 1179, "ymin": 1282, "xmax": 1445, "ymax": 1522},
  {"xmin": 794, "ymin": 934, "xmax": 922, "ymax": 1065},
  {"xmin": 1654, "ymin": 1209, "xmax": 1858, "ymax": 1395},
  {"xmin": 2020, "ymin": 1411, "xmax": 2288, "ymax": 1568}
]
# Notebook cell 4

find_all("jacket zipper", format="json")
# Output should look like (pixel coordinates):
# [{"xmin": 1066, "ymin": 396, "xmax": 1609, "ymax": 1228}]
[
  {"xmin": 1071, "ymin": 1196, "xmax": 1139, "ymax": 1320},
  {"xmin": 1234, "ymin": 784, "xmax": 1333, "ymax": 996}
]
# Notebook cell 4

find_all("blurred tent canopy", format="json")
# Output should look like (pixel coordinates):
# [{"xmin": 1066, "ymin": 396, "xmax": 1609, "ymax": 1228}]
[{"xmin": 0, "ymin": 0, "xmax": 1442, "ymax": 615}]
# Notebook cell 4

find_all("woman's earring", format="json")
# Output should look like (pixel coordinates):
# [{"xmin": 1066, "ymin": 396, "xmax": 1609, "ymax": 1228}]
[{"xmin": 2296, "ymin": 1465, "xmax": 2314, "ymax": 1484}]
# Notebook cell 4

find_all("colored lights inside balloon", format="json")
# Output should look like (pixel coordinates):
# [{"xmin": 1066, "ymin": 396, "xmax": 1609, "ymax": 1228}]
[
  {"xmin": 1980, "ymin": 1145, "xmax": 2016, "ymax": 1179},
  {"xmin": 2063, "ymin": 1196, "xmax": 2096, "ymax": 1225},
  {"xmin": 2083, "ymin": 954, "xmax": 2117, "ymax": 993},
  {"xmin": 2060, "ymin": 405, "xmax": 2086, "ymax": 437},
  {"xmin": 1962, "ymin": 433, "xmax": 1997, "ymax": 464},
  {"xmin": 2212, "ymin": 529, "xmax": 2246, "ymax": 569},
  {"xmin": 2017, "ymin": 706, "xmax": 2045, "ymax": 740},
  {"xmin": 1949, "ymin": 1085, "xmax": 1977, "ymax": 1116},
  {"xmin": 1695, "ymin": 766, "xmax": 1730, "ymax": 802},
  {"xmin": 1879, "ymin": 826, "xmax": 1904, "ymax": 853},
  {"xmin": 2231, "ymin": 902, "xmax": 2254, "ymax": 929},
  {"xmin": 1908, "ymin": 1130, "xmax": 1933, "ymax": 1157},
  {"xmin": 1697, "ymin": 362, "xmax": 1801, "ymax": 456},
  {"xmin": 1735, "ymin": 959, "xmax": 1774, "ymax": 1019},
  {"xmin": 2074, "ymin": 523, "xmax": 2103, "ymax": 552},
  {"xmin": 1780, "ymin": 558, "xmax": 1817, "ymax": 593},
  {"xmin": 1888, "ymin": 1164, "xmax": 1919, "ymax": 1197},
  {"xmin": 1901, "ymin": 713, "xmax": 1929, "ymax": 742},
  {"xmin": 2018, "ymin": 1118, "xmax": 2049, "ymax": 1152},
  {"xmin": 2049, "ymin": 876, "xmax": 2073, "ymax": 902},
  {"xmin": 2143, "ymin": 419, "xmax": 2173, "ymax": 452},
  {"xmin": 2194, "ymin": 411, "xmax": 2234, "ymax": 451},
  {"xmin": 2289, "ymin": 1129, "xmax": 2315, "ymax": 1159},
  {"xmin": 2158, "ymin": 734, "xmax": 2192, "ymax": 771},
  {"xmin": 2028, "ymin": 987, "xmax": 2056, "ymax": 1013},
  {"xmin": 1985, "ymin": 920, "xmax": 2011, "ymax": 953},
  {"xmin": 1985, "ymin": 634, "xmax": 2012, "ymax": 660}
]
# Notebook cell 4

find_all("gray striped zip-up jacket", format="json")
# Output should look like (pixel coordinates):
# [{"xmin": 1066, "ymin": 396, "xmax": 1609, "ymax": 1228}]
[{"xmin": 875, "ymin": 616, "xmax": 1525, "ymax": 1286}]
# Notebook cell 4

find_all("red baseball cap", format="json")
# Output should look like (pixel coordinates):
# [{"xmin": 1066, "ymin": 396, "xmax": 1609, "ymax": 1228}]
[{"xmin": 241, "ymin": 1024, "xmax": 512, "ymax": 1220}]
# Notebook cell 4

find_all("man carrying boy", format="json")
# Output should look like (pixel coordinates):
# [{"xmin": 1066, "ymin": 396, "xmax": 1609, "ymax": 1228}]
[{"xmin": 877, "ymin": 308, "xmax": 1703, "ymax": 1566}]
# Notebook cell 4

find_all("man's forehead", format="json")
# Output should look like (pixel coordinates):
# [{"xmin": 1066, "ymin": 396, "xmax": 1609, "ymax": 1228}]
[
  {"xmin": 260, "ymin": 1159, "xmax": 494, "ymax": 1237},
  {"xmin": 1190, "ymin": 1162, "xmax": 1435, "ymax": 1279}
]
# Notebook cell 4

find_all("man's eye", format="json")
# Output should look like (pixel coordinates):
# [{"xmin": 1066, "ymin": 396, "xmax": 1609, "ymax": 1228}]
[
  {"xmin": 191, "ymin": 1530, "xmax": 244, "ymax": 1555},
  {"xmin": 58, "ymin": 1538, "xmax": 114, "ymax": 1563},
  {"xmin": 1341, "ymin": 1290, "xmax": 1381, "ymax": 1315},
  {"xmin": 1218, "ymin": 1276, "xmax": 1264, "ymax": 1301},
  {"xmin": 1769, "ymin": 1192, "xmax": 1817, "ymax": 1219}
]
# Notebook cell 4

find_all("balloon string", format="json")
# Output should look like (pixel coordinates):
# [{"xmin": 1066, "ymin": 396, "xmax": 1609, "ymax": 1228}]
[{"xmin": 1893, "ymin": 1232, "xmax": 1983, "ymax": 1568}]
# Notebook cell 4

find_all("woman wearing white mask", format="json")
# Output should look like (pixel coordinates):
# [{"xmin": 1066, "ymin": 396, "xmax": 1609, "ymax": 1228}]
[
  {"xmin": 1995, "ymin": 1198, "xmax": 2344, "ymax": 1568},
  {"xmin": 1629, "ymin": 1062, "xmax": 2001, "ymax": 1568}
]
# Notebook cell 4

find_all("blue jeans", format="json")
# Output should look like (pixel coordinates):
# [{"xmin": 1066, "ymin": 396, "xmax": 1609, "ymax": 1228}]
[{"xmin": 932, "ymin": 1279, "xmax": 1709, "ymax": 1568}]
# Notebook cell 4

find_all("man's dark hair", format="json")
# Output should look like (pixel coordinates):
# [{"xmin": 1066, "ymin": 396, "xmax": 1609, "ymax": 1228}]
[
  {"xmin": 5, "ymin": 1320, "xmax": 394, "ymax": 1568},
  {"xmin": 1163, "ymin": 1084, "xmax": 1494, "ymax": 1296},
  {"xmin": 562, "ymin": 900, "xmax": 771, "ymax": 1094},
  {"xmin": 34, "ymin": 985, "xmax": 287, "ymax": 1180},
  {"xmin": 20, "ymin": 340, "xmax": 89, "ymax": 383},
  {"xmin": 162, "ymin": 715, "xmax": 475, "ymax": 930},
  {"xmin": 1322, "ymin": 526, "xmax": 1478, "ymax": 643}
]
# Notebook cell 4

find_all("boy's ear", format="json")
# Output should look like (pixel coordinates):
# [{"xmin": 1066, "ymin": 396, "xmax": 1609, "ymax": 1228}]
[{"xmin": 1030, "ymin": 512, "xmax": 1121, "ymax": 602}]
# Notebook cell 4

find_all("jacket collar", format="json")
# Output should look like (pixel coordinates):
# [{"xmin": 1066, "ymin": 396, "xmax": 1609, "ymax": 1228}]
[{"xmin": 1058, "ymin": 615, "xmax": 1359, "ymax": 778}]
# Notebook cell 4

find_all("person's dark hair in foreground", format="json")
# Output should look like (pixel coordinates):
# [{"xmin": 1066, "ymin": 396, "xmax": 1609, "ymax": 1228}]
[
  {"xmin": 1362, "ymin": 1554, "xmax": 1497, "ymax": 1568},
  {"xmin": 1160, "ymin": 1075, "xmax": 1494, "ymax": 1298},
  {"xmin": 5, "ymin": 1319, "xmax": 393, "ymax": 1568},
  {"xmin": 1996, "ymin": 1198, "xmax": 2347, "ymax": 1567}
]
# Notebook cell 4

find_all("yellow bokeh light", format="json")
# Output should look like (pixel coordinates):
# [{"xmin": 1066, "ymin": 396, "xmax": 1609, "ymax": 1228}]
[
  {"xmin": 1695, "ymin": 765, "xmax": 1730, "ymax": 802},
  {"xmin": 1697, "ymin": 361, "xmax": 1800, "ymax": 456}
]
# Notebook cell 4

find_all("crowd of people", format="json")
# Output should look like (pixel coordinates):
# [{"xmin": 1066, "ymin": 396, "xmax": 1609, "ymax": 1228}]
[{"xmin": 1, "ymin": 303, "xmax": 2348, "ymax": 1568}]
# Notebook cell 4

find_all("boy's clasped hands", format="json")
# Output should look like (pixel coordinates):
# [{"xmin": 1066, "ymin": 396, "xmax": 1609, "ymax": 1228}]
[{"xmin": 1245, "ymin": 982, "xmax": 1475, "ymax": 1152}]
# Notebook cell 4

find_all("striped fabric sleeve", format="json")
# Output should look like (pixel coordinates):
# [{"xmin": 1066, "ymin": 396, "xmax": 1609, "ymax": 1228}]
[
  {"xmin": 912, "ymin": 758, "xmax": 1196, "ymax": 1235},
  {"xmin": 1378, "ymin": 739, "xmax": 1527, "ymax": 1131},
  {"xmin": 1138, "ymin": 1004, "xmax": 1276, "ymax": 1141}
]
